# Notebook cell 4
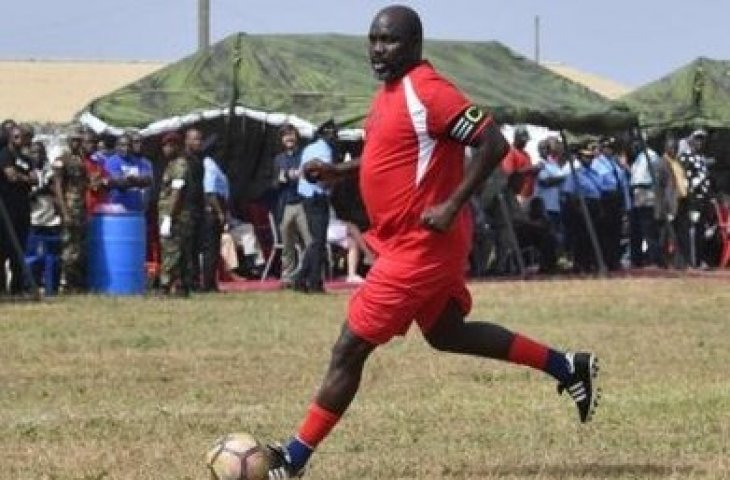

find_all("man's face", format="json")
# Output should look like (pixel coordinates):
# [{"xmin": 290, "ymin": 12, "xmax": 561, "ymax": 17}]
[
  {"xmin": 131, "ymin": 135, "xmax": 143, "ymax": 154},
  {"xmin": 548, "ymin": 139, "xmax": 564, "ymax": 160},
  {"xmin": 691, "ymin": 135, "xmax": 705, "ymax": 153},
  {"xmin": 9, "ymin": 127, "xmax": 22, "ymax": 150},
  {"xmin": 82, "ymin": 134, "xmax": 97, "ymax": 155},
  {"xmin": 185, "ymin": 130, "xmax": 203, "ymax": 154},
  {"xmin": 368, "ymin": 11, "xmax": 420, "ymax": 82},
  {"xmin": 29, "ymin": 143, "xmax": 43, "ymax": 164},
  {"xmin": 68, "ymin": 136, "xmax": 82, "ymax": 154},
  {"xmin": 280, "ymin": 131, "xmax": 297, "ymax": 150},
  {"xmin": 116, "ymin": 136, "xmax": 131, "ymax": 157},
  {"xmin": 162, "ymin": 142, "xmax": 178, "ymax": 159},
  {"xmin": 20, "ymin": 130, "xmax": 33, "ymax": 148}
]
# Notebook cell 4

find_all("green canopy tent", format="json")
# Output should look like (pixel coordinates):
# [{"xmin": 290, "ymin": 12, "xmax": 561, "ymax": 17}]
[
  {"xmin": 78, "ymin": 33, "xmax": 636, "ymax": 275},
  {"xmin": 80, "ymin": 33, "xmax": 635, "ymax": 134},
  {"xmin": 621, "ymin": 57, "xmax": 730, "ymax": 193},
  {"xmin": 621, "ymin": 56, "xmax": 730, "ymax": 129},
  {"xmin": 79, "ymin": 33, "xmax": 636, "ymax": 208}
]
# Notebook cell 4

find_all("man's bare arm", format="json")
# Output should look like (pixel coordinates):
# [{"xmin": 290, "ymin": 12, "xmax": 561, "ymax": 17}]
[
  {"xmin": 421, "ymin": 122, "xmax": 509, "ymax": 231},
  {"xmin": 303, "ymin": 158, "xmax": 361, "ymax": 184}
]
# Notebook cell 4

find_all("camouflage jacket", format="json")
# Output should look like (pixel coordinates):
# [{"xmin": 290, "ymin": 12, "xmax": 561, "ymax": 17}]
[
  {"xmin": 52, "ymin": 152, "xmax": 88, "ymax": 221},
  {"xmin": 158, "ymin": 156, "xmax": 190, "ymax": 221}
]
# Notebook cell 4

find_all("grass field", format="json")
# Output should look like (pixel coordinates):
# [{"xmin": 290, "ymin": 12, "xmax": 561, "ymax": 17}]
[{"xmin": 1, "ymin": 277, "xmax": 728, "ymax": 479}]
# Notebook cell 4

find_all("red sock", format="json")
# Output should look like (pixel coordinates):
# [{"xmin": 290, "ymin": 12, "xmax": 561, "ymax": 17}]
[
  {"xmin": 507, "ymin": 333, "xmax": 549, "ymax": 370},
  {"xmin": 296, "ymin": 403, "xmax": 341, "ymax": 448}
]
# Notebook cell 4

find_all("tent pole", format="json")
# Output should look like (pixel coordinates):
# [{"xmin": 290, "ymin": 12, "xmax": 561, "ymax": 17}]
[
  {"xmin": 222, "ymin": 33, "xmax": 243, "ymax": 175},
  {"xmin": 560, "ymin": 130, "xmax": 607, "ymax": 276},
  {"xmin": 496, "ymin": 191, "xmax": 526, "ymax": 278},
  {"xmin": 249, "ymin": 118, "xmax": 269, "ymax": 181}
]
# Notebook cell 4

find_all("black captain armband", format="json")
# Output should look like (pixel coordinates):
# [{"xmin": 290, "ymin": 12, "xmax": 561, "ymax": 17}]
[{"xmin": 449, "ymin": 105, "xmax": 490, "ymax": 144}]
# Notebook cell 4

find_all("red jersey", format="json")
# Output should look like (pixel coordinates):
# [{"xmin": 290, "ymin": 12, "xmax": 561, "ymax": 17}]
[
  {"xmin": 360, "ymin": 61, "xmax": 489, "ymax": 267},
  {"xmin": 84, "ymin": 153, "xmax": 109, "ymax": 215},
  {"xmin": 501, "ymin": 147, "xmax": 535, "ymax": 198}
]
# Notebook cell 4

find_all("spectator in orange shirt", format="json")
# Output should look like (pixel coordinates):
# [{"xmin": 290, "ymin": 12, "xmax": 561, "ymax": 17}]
[{"xmin": 501, "ymin": 126, "xmax": 541, "ymax": 206}]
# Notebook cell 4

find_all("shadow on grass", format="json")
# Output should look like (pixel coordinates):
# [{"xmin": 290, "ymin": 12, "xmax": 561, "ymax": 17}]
[{"xmin": 473, "ymin": 463, "xmax": 703, "ymax": 478}]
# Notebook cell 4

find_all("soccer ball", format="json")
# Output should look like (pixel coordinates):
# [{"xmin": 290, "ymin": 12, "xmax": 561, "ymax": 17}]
[{"xmin": 205, "ymin": 432, "xmax": 270, "ymax": 480}]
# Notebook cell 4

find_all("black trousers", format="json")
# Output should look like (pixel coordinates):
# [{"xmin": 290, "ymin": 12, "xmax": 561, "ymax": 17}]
[
  {"xmin": 565, "ymin": 197, "xmax": 602, "ymax": 273},
  {"xmin": 598, "ymin": 192, "xmax": 624, "ymax": 271},
  {"xmin": 515, "ymin": 221, "xmax": 557, "ymax": 273},
  {"xmin": 296, "ymin": 195, "xmax": 329, "ymax": 289},
  {"xmin": 672, "ymin": 198, "xmax": 690, "ymax": 268},
  {"xmin": 188, "ymin": 214, "xmax": 204, "ymax": 290},
  {"xmin": 201, "ymin": 212, "xmax": 224, "ymax": 291},
  {"xmin": 0, "ymin": 204, "xmax": 30, "ymax": 295},
  {"xmin": 630, "ymin": 206, "xmax": 660, "ymax": 267}
]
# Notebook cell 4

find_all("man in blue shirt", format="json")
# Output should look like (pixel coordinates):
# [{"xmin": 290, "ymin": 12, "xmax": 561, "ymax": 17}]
[
  {"xmin": 591, "ymin": 137, "xmax": 627, "ymax": 271},
  {"xmin": 561, "ymin": 142, "xmax": 602, "ymax": 273},
  {"xmin": 536, "ymin": 137, "xmax": 569, "ymax": 253},
  {"xmin": 293, "ymin": 119, "xmax": 338, "ymax": 293},
  {"xmin": 104, "ymin": 133, "xmax": 153, "ymax": 212}
]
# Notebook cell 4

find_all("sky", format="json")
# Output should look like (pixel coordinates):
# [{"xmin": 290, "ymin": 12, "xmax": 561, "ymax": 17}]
[{"xmin": 4, "ymin": 0, "xmax": 730, "ymax": 88}]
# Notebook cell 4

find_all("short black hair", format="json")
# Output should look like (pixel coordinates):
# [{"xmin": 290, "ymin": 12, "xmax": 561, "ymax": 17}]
[
  {"xmin": 278, "ymin": 122, "xmax": 299, "ymax": 138},
  {"xmin": 101, "ymin": 133, "xmax": 116, "ymax": 149}
]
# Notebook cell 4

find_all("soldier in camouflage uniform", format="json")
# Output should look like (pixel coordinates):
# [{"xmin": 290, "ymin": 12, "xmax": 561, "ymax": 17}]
[
  {"xmin": 52, "ymin": 129, "xmax": 89, "ymax": 292},
  {"xmin": 157, "ymin": 130, "xmax": 205, "ymax": 295}
]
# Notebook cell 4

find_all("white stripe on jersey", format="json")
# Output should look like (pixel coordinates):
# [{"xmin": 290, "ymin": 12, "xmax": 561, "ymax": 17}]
[
  {"xmin": 450, "ymin": 117, "xmax": 474, "ymax": 141},
  {"xmin": 403, "ymin": 75, "xmax": 436, "ymax": 186}
]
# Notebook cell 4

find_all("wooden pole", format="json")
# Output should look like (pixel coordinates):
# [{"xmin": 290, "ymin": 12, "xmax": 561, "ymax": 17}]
[
  {"xmin": 198, "ymin": 0, "xmax": 210, "ymax": 51},
  {"xmin": 534, "ymin": 15, "xmax": 541, "ymax": 64}
]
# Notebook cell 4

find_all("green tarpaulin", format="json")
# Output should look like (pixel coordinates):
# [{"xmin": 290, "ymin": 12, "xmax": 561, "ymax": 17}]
[
  {"xmin": 82, "ymin": 33, "xmax": 635, "ymax": 133},
  {"xmin": 621, "ymin": 57, "xmax": 730, "ymax": 129}
]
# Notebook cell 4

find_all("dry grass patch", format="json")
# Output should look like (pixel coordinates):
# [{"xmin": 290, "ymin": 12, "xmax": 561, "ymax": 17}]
[{"xmin": 0, "ymin": 278, "xmax": 728, "ymax": 479}]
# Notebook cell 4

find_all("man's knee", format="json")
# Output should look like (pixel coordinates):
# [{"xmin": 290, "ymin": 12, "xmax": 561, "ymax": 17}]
[
  {"xmin": 424, "ymin": 300, "xmax": 465, "ymax": 352},
  {"xmin": 424, "ymin": 331, "xmax": 454, "ymax": 352}
]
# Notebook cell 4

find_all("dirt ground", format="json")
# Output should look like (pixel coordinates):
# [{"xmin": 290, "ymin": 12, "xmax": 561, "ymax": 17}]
[{"xmin": 0, "ymin": 60, "xmax": 165, "ymax": 124}]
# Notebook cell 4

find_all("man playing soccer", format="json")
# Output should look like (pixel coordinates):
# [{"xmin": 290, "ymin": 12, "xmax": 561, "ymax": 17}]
[{"xmin": 265, "ymin": 5, "xmax": 600, "ymax": 478}]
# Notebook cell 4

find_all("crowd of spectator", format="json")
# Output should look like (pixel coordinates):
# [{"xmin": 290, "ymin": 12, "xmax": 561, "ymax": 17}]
[
  {"xmin": 475, "ymin": 127, "xmax": 727, "ymax": 276},
  {"xmin": 0, "ymin": 119, "xmax": 245, "ymax": 297},
  {"xmin": 1, "ymin": 116, "xmax": 727, "ymax": 298},
  {"xmin": 0, "ymin": 117, "xmax": 372, "ymax": 298}
]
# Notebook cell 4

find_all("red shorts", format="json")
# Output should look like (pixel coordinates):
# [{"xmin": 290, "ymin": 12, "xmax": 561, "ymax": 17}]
[{"xmin": 348, "ymin": 256, "xmax": 472, "ymax": 345}]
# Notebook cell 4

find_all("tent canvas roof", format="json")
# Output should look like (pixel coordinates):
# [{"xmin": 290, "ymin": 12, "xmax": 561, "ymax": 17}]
[
  {"xmin": 82, "ymin": 33, "xmax": 635, "ymax": 134},
  {"xmin": 621, "ymin": 56, "xmax": 730, "ymax": 129}
]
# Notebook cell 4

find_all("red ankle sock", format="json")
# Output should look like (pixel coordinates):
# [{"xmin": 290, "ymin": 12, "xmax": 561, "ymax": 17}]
[
  {"xmin": 507, "ymin": 333, "xmax": 549, "ymax": 370},
  {"xmin": 296, "ymin": 403, "xmax": 341, "ymax": 448}
]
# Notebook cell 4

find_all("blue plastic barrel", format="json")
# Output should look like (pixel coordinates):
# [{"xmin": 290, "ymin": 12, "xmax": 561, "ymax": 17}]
[{"xmin": 87, "ymin": 212, "xmax": 146, "ymax": 295}]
